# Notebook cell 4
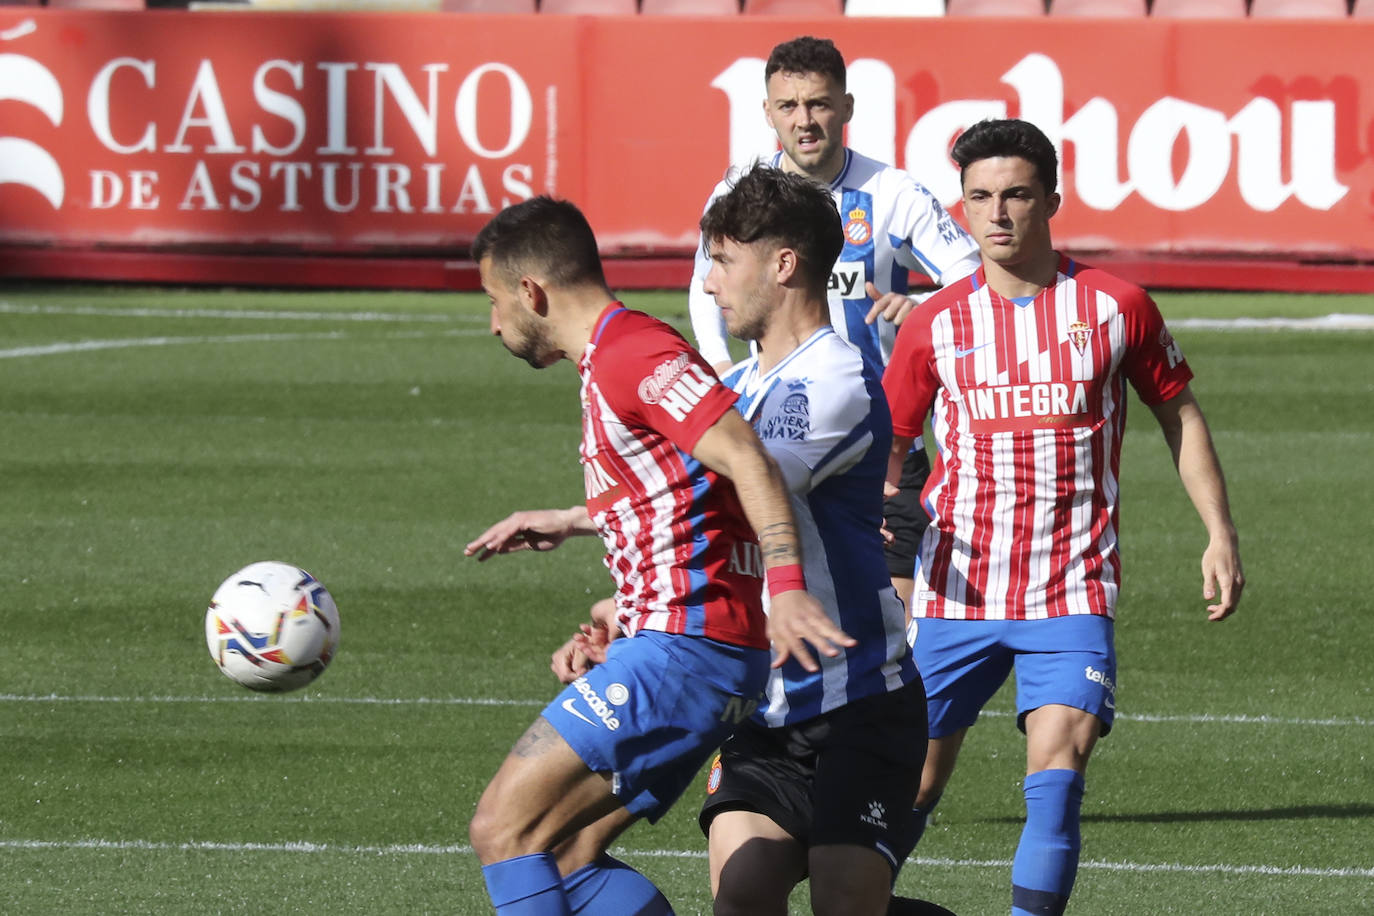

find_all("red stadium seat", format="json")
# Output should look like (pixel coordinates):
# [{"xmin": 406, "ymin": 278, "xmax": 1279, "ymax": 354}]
[
  {"xmin": 945, "ymin": 0, "xmax": 1043, "ymax": 14},
  {"xmin": 1249, "ymin": 0, "xmax": 1345, "ymax": 14},
  {"xmin": 743, "ymin": 0, "xmax": 843, "ymax": 14},
  {"xmin": 541, "ymin": 0, "xmax": 637, "ymax": 10},
  {"xmin": 440, "ymin": 0, "xmax": 536, "ymax": 10},
  {"xmin": 1149, "ymin": 0, "xmax": 1246, "ymax": 15},
  {"xmin": 642, "ymin": 0, "xmax": 738, "ymax": 11},
  {"xmin": 1051, "ymin": 0, "xmax": 1145, "ymax": 13}
]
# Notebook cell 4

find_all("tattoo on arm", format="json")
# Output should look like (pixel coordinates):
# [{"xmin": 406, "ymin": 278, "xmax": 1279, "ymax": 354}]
[{"xmin": 757, "ymin": 522, "xmax": 800, "ymax": 564}]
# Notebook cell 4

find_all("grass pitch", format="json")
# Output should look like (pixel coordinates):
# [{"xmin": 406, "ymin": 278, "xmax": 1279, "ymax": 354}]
[{"xmin": 1, "ymin": 283, "xmax": 1371, "ymax": 915}]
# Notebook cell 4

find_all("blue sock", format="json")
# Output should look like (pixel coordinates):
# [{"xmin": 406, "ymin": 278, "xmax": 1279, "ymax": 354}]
[
  {"xmin": 1011, "ymin": 769, "xmax": 1084, "ymax": 916},
  {"xmin": 891, "ymin": 793, "xmax": 942, "ymax": 877},
  {"xmin": 481, "ymin": 853, "xmax": 572, "ymax": 915},
  {"xmin": 562, "ymin": 855, "xmax": 674, "ymax": 915}
]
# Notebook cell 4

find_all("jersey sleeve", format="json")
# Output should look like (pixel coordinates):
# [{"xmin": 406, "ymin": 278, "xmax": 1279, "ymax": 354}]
[
  {"xmin": 687, "ymin": 180, "xmax": 733, "ymax": 368},
  {"xmin": 887, "ymin": 174, "xmax": 982, "ymax": 286},
  {"xmin": 594, "ymin": 317, "xmax": 738, "ymax": 453},
  {"xmin": 1119, "ymin": 289, "xmax": 1194, "ymax": 405},
  {"xmin": 883, "ymin": 305, "xmax": 941, "ymax": 439}
]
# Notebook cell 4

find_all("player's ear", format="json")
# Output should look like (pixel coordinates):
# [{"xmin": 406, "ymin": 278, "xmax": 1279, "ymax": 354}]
[
  {"xmin": 519, "ymin": 275, "xmax": 549, "ymax": 317},
  {"xmin": 841, "ymin": 92, "xmax": 855, "ymax": 125},
  {"xmin": 774, "ymin": 246, "xmax": 799, "ymax": 285},
  {"xmin": 1045, "ymin": 191, "xmax": 1062, "ymax": 219}
]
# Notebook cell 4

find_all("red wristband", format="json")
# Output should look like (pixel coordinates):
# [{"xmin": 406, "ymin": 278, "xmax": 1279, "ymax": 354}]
[{"xmin": 766, "ymin": 563, "xmax": 806, "ymax": 598}]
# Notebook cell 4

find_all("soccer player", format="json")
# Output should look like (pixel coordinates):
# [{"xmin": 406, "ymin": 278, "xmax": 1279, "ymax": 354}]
[
  {"xmin": 882, "ymin": 119, "xmax": 1246, "ymax": 916},
  {"xmin": 687, "ymin": 36, "xmax": 983, "ymax": 610},
  {"xmin": 463, "ymin": 195, "xmax": 852, "ymax": 915}
]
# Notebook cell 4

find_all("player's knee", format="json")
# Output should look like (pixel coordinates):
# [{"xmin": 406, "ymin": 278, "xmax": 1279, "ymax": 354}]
[
  {"xmin": 713, "ymin": 883, "xmax": 788, "ymax": 916},
  {"xmin": 468, "ymin": 792, "xmax": 536, "ymax": 863}
]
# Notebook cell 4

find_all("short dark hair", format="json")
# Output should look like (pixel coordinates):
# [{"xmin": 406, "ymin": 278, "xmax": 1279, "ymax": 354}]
[
  {"xmin": 700, "ymin": 165, "xmax": 843, "ymax": 294},
  {"xmin": 470, "ymin": 196, "xmax": 606, "ymax": 289},
  {"xmin": 951, "ymin": 119, "xmax": 1059, "ymax": 196},
  {"xmin": 764, "ymin": 36, "xmax": 846, "ymax": 89}
]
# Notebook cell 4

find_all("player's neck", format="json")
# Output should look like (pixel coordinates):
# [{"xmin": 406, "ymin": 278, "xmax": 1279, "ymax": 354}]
[
  {"xmin": 982, "ymin": 248, "xmax": 1061, "ymax": 300},
  {"xmin": 779, "ymin": 148, "xmax": 847, "ymax": 186},
  {"xmin": 755, "ymin": 299, "xmax": 827, "ymax": 374},
  {"xmin": 549, "ymin": 288, "xmax": 618, "ymax": 359}
]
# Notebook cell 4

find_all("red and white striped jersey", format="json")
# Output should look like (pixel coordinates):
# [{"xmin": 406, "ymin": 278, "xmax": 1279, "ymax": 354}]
[
  {"xmin": 883, "ymin": 257, "xmax": 1193, "ymax": 621},
  {"xmin": 579, "ymin": 303, "xmax": 768, "ymax": 649}
]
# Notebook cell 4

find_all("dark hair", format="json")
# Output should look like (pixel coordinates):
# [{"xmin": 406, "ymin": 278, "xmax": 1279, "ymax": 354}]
[
  {"xmin": 470, "ymin": 196, "xmax": 606, "ymax": 289},
  {"xmin": 764, "ymin": 36, "xmax": 846, "ymax": 89},
  {"xmin": 700, "ymin": 165, "xmax": 843, "ymax": 294},
  {"xmin": 951, "ymin": 118, "xmax": 1059, "ymax": 196}
]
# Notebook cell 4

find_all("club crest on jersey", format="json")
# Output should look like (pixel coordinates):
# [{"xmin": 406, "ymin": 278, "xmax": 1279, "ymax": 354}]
[
  {"xmin": 760, "ymin": 388, "xmax": 810, "ymax": 441},
  {"xmin": 844, "ymin": 208, "xmax": 872, "ymax": 245},
  {"xmin": 706, "ymin": 754, "xmax": 723, "ymax": 794},
  {"xmin": 1067, "ymin": 320, "xmax": 1093, "ymax": 355}
]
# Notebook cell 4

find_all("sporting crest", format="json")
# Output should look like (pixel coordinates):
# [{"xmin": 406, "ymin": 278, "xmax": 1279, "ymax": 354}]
[
  {"xmin": 844, "ymin": 207, "xmax": 872, "ymax": 246},
  {"xmin": 1067, "ymin": 320, "xmax": 1093, "ymax": 355}
]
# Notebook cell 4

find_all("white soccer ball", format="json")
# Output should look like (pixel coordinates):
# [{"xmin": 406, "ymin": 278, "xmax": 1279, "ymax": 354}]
[{"xmin": 204, "ymin": 561, "xmax": 340, "ymax": 692}]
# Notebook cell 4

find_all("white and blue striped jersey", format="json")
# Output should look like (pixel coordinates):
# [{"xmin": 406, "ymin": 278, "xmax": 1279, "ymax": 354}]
[
  {"xmin": 723, "ymin": 327, "xmax": 917, "ymax": 727},
  {"xmin": 691, "ymin": 148, "xmax": 982, "ymax": 370}
]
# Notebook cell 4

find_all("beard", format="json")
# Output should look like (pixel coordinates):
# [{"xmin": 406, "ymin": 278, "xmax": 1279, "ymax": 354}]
[{"xmin": 503, "ymin": 307, "xmax": 561, "ymax": 368}]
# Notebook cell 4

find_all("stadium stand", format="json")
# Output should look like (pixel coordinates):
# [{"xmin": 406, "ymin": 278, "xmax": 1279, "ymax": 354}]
[
  {"xmin": 945, "ymin": 0, "xmax": 1044, "ymax": 14},
  {"xmin": 641, "ymin": 0, "xmax": 739, "ymax": 10},
  {"xmin": 1050, "ymin": 0, "xmax": 1145, "ymax": 14},
  {"xmin": 541, "ymin": 0, "xmax": 637, "ymax": 11},
  {"xmin": 845, "ymin": 0, "xmax": 945, "ymax": 14},
  {"xmin": 742, "ymin": 0, "xmax": 843, "ymax": 14},
  {"xmin": 1249, "ymin": 0, "xmax": 1346, "ymax": 14},
  {"xmin": 1148, "ymin": 0, "xmax": 1247, "ymax": 15},
  {"xmin": 1353, "ymin": 0, "xmax": 1373, "ymax": 14},
  {"xmin": 438, "ymin": 0, "xmax": 535, "ymax": 9}
]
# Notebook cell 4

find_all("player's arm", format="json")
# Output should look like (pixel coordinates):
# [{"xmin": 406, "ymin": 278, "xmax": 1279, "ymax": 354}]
[
  {"xmin": 463, "ymin": 505, "xmax": 597, "ymax": 562},
  {"xmin": 1148, "ymin": 386, "xmax": 1244, "ymax": 621},
  {"xmin": 690, "ymin": 409, "xmax": 857, "ymax": 671}
]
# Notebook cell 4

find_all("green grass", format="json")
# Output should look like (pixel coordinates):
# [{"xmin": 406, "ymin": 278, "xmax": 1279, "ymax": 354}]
[{"xmin": 1, "ymin": 283, "xmax": 1372, "ymax": 914}]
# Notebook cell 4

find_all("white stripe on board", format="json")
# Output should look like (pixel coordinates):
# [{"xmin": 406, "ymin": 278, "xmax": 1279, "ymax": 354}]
[
  {"xmin": 0, "ymin": 301, "xmax": 478, "ymax": 323},
  {"xmin": 2, "ymin": 693, "xmax": 1367, "ymax": 727},
  {"xmin": 0, "ymin": 838, "xmax": 1368, "ymax": 879}
]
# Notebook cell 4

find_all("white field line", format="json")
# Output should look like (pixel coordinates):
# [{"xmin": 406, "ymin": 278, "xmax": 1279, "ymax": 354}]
[
  {"xmin": 0, "ymin": 301, "xmax": 480, "ymax": 323},
  {"xmin": 0, "ymin": 328, "xmax": 486, "ymax": 360},
  {"xmin": 1, "ymin": 693, "xmax": 1369, "ymax": 727},
  {"xmin": 1170, "ymin": 314, "xmax": 1374, "ymax": 331},
  {"xmin": 0, "ymin": 838, "xmax": 1368, "ymax": 879}
]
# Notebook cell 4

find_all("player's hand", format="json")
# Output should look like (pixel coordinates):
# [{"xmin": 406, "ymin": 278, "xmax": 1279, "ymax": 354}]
[
  {"xmin": 550, "ymin": 598, "xmax": 619, "ymax": 683},
  {"xmin": 464, "ymin": 509, "xmax": 576, "ymax": 561},
  {"xmin": 766, "ymin": 589, "xmax": 857, "ymax": 673},
  {"xmin": 863, "ymin": 282, "xmax": 917, "ymax": 327},
  {"xmin": 1201, "ymin": 531, "xmax": 1244, "ymax": 621}
]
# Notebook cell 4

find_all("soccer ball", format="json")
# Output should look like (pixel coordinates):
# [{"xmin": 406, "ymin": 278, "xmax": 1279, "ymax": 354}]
[{"xmin": 204, "ymin": 561, "xmax": 340, "ymax": 692}]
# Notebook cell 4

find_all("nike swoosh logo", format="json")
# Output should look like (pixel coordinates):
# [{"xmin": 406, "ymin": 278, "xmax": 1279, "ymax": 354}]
[
  {"xmin": 1104, "ymin": 696, "xmax": 1116, "ymax": 711},
  {"xmin": 953, "ymin": 342, "xmax": 994, "ymax": 358},
  {"xmin": 561, "ymin": 697, "xmax": 598, "ymax": 728}
]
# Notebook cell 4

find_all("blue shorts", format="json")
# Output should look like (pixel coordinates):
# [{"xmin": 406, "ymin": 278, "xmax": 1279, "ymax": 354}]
[
  {"xmin": 543, "ymin": 630, "xmax": 770, "ymax": 823},
  {"xmin": 909, "ymin": 615, "xmax": 1117, "ymax": 739}
]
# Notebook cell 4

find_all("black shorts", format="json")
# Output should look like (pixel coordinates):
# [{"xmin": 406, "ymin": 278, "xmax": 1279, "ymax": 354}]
[
  {"xmin": 699, "ymin": 678, "xmax": 928, "ymax": 872},
  {"xmin": 884, "ymin": 446, "xmax": 933, "ymax": 579}
]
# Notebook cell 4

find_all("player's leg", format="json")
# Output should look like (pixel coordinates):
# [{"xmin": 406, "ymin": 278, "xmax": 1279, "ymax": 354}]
[
  {"xmin": 709, "ymin": 809, "xmax": 806, "ymax": 916},
  {"xmin": 554, "ymin": 810, "xmax": 674, "ymax": 916},
  {"xmin": 807, "ymin": 678, "xmax": 928, "ymax": 916},
  {"xmin": 470, "ymin": 717, "xmax": 622, "ymax": 914},
  {"xmin": 699, "ymin": 723, "xmax": 811, "ymax": 914},
  {"xmin": 1008, "ymin": 616, "xmax": 1117, "ymax": 916},
  {"xmin": 883, "ymin": 445, "xmax": 933, "ymax": 612}
]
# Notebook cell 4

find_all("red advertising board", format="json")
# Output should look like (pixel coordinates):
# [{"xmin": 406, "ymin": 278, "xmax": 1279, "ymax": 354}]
[{"xmin": 1, "ymin": 10, "xmax": 1371, "ymax": 274}]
